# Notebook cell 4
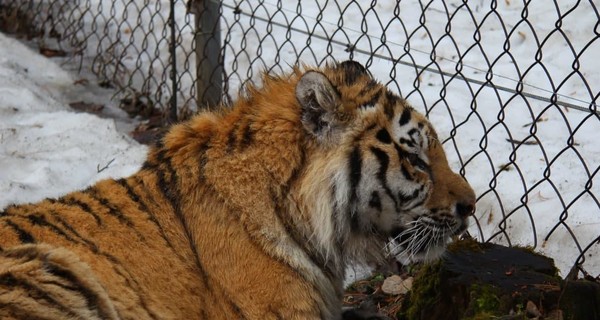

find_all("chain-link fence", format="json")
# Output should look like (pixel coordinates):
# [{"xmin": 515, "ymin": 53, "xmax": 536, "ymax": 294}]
[{"xmin": 0, "ymin": 0, "xmax": 598, "ymax": 280}]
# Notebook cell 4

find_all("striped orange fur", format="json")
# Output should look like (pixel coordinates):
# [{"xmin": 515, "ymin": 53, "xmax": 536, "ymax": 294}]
[{"xmin": 0, "ymin": 61, "xmax": 475, "ymax": 319}]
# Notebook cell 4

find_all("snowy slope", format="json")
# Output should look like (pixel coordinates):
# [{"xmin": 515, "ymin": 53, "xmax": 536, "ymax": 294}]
[{"xmin": 0, "ymin": 33, "xmax": 147, "ymax": 209}]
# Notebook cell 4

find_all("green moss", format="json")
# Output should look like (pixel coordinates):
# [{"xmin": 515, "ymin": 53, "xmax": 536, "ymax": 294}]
[
  {"xmin": 370, "ymin": 273, "xmax": 385, "ymax": 283},
  {"xmin": 344, "ymin": 272, "xmax": 385, "ymax": 293},
  {"xmin": 464, "ymin": 283, "xmax": 529, "ymax": 320},
  {"xmin": 466, "ymin": 284, "xmax": 501, "ymax": 318},
  {"xmin": 399, "ymin": 261, "xmax": 443, "ymax": 320},
  {"xmin": 446, "ymin": 237, "xmax": 483, "ymax": 254}
]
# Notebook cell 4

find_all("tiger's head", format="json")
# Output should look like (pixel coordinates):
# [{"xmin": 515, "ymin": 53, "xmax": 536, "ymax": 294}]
[{"xmin": 294, "ymin": 61, "xmax": 476, "ymax": 265}]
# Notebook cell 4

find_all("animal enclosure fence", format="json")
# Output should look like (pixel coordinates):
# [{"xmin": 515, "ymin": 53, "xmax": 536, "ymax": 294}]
[{"xmin": 0, "ymin": 0, "xmax": 598, "ymax": 279}]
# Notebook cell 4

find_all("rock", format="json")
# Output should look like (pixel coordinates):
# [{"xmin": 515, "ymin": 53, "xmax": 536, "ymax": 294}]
[
  {"xmin": 398, "ymin": 240, "xmax": 600, "ymax": 320},
  {"xmin": 526, "ymin": 300, "xmax": 541, "ymax": 317},
  {"xmin": 381, "ymin": 275, "xmax": 413, "ymax": 295}
]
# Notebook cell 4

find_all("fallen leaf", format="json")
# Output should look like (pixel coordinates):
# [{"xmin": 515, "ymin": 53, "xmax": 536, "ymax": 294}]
[
  {"xmin": 39, "ymin": 47, "xmax": 67, "ymax": 57},
  {"xmin": 73, "ymin": 78, "xmax": 89, "ymax": 85},
  {"xmin": 68, "ymin": 101, "xmax": 104, "ymax": 114},
  {"xmin": 381, "ymin": 275, "xmax": 413, "ymax": 295}
]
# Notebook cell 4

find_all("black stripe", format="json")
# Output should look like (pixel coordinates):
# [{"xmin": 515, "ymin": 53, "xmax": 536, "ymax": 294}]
[
  {"xmin": 368, "ymin": 191, "xmax": 382, "ymax": 213},
  {"xmin": 398, "ymin": 189, "xmax": 419, "ymax": 203},
  {"xmin": 375, "ymin": 128, "xmax": 392, "ymax": 144},
  {"xmin": 26, "ymin": 214, "xmax": 78, "ymax": 244},
  {"xmin": 399, "ymin": 107, "xmax": 412, "ymax": 126},
  {"xmin": 400, "ymin": 163, "xmax": 413, "ymax": 180},
  {"xmin": 404, "ymin": 185, "xmax": 427, "ymax": 210},
  {"xmin": 142, "ymin": 141, "xmax": 164, "ymax": 171},
  {"xmin": 59, "ymin": 197, "xmax": 103, "ymax": 226},
  {"xmin": 49, "ymin": 211, "xmax": 100, "ymax": 253},
  {"xmin": 227, "ymin": 119, "xmax": 254, "ymax": 152},
  {"xmin": 39, "ymin": 279, "xmax": 79, "ymax": 295},
  {"xmin": 153, "ymin": 148, "xmax": 211, "ymax": 287},
  {"xmin": 198, "ymin": 143, "xmax": 210, "ymax": 171},
  {"xmin": 225, "ymin": 295, "xmax": 246, "ymax": 320},
  {"xmin": 384, "ymin": 91, "xmax": 398, "ymax": 119},
  {"xmin": 119, "ymin": 177, "xmax": 182, "ymax": 259},
  {"xmin": 360, "ymin": 88, "xmax": 382, "ymax": 108},
  {"xmin": 0, "ymin": 303, "xmax": 51, "ymax": 320},
  {"xmin": 86, "ymin": 188, "xmax": 135, "ymax": 228},
  {"xmin": 43, "ymin": 260, "xmax": 115, "ymax": 320},
  {"xmin": 393, "ymin": 143, "xmax": 409, "ymax": 159},
  {"xmin": 348, "ymin": 147, "xmax": 362, "ymax": 200},
  {"xmin": 407, "ymin": 128, "xmax": 422, "ymax": 147},
  {"xmin": 4, "ymin": 213, "xmax": 157, "ymax": 320},
  {"xmin": 399, "ymin": 137, "xmax": 415, "ymax": 148},
  {"xmin": 155, "ymin": 150, "xmax": 179, "ymax": 205},
  {"xmin": 116, "ymin": 178, "xmax": 149, "ymax": 212},
  {"xmin": 226, "ymin": 122, "xmax": 239, "ymax": 153},
  {"xmin": 141, "ymin": 160, "xmax": 154, "ymax": 171},
  {"xmin": 4, "ymin": 220, "xmax": 35, "ymax": 243},
  {"xmin": 1, "ymin": 244, "xmax": 40, "ymax": 262},
  {"xmin": 358, "ymin": 79, "xmax": 380, "ymax": 96},
  {"xmin": 240, "ymin": 121, "xmax": 253, "ymax": 150},
  {"xmin": 393, "ymin": 144, "xmax": 415, "ymax": 180},
  {"xmin": 0, "ymin": 273, "xmax": 78, "ymax": 318},
  {"xmin": 369, "ymin": 147, "xmax": 400, "ymax": 212},
  {"xmin": 339, "ymin": 60, "xmax": 367, "ymax": 85},
  {"xmin": 4, "ymin": 211, "xmax": 87, "ymax": 248}
]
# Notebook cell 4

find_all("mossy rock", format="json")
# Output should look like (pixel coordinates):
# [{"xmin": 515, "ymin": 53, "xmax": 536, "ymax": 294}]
[{"xmin": 398, "ymin": 240, "xmax": 600, "ymax": 320}]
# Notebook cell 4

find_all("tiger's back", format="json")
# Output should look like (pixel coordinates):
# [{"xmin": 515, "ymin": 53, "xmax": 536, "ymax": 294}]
[
  {"xmin": 0, "ymin": 60, "xmax": 476, "ymax": 320},
  {"xmin": 0, "ymin": 176, "xmax": 208, "ymax": 319}
]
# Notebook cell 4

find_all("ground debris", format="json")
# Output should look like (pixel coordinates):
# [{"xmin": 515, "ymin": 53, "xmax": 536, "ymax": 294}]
[{"xmin": 381, "ymin": 275, "xmax": 413, "ymax": 295}]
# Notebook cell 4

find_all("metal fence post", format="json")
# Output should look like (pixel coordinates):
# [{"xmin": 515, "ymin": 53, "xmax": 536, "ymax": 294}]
[
  {"xmin": 168, "ymin": 0, "xmax": 178, "ymax": 123},
  {"xmin": 190, "ymin": 0, "xmax": 223, "ymax": 109}
]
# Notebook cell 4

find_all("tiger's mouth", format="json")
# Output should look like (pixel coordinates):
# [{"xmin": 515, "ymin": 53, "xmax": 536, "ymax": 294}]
[{"xmin": 385, "ymin": 214, "xmax": 469, "ymax": 262}]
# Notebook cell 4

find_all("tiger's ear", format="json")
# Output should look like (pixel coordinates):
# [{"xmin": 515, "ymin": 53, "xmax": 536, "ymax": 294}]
[{"xmin": 296, "ymin": 71, "xmax": 344, "ymax": 141}]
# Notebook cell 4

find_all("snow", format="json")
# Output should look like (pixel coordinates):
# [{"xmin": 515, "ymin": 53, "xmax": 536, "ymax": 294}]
[
  {"xmin": 0, "ymin": 33, "xmax": 147, "ymax": 208},
  {"xmin": 0, "ymin": 0, "xmax": 598, "ymax": 278}
]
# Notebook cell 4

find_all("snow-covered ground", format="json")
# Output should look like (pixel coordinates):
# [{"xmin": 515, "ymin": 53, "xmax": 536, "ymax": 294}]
[
  {"xmin": 0, "ymin": 33, "xmax": 147, "ymax": 207},
  {"xmin": 1, "ymin": 0, "xmax": 598, "ymax": 278}
]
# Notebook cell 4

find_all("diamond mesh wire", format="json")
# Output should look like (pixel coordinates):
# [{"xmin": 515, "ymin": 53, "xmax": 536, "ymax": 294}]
[{"xmin": 0, "ymin": 0, "xmax": 598, "ymax": 279}]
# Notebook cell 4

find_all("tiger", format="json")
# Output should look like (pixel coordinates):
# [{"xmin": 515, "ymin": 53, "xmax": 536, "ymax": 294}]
[{"xmin": 0, "ymin": 60, "xmax": 476, "ymax": 320}]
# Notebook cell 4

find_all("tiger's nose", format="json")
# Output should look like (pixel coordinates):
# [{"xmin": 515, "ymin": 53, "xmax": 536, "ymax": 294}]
[{"xmin": 456, "ymin": 201, "xmax": 476, "ymax": 218}]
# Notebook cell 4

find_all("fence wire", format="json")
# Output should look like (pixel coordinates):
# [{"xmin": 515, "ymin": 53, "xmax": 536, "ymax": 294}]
[{"xmin": 0, "ymin": 0, "xmax": 598, "ymax": 280}]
